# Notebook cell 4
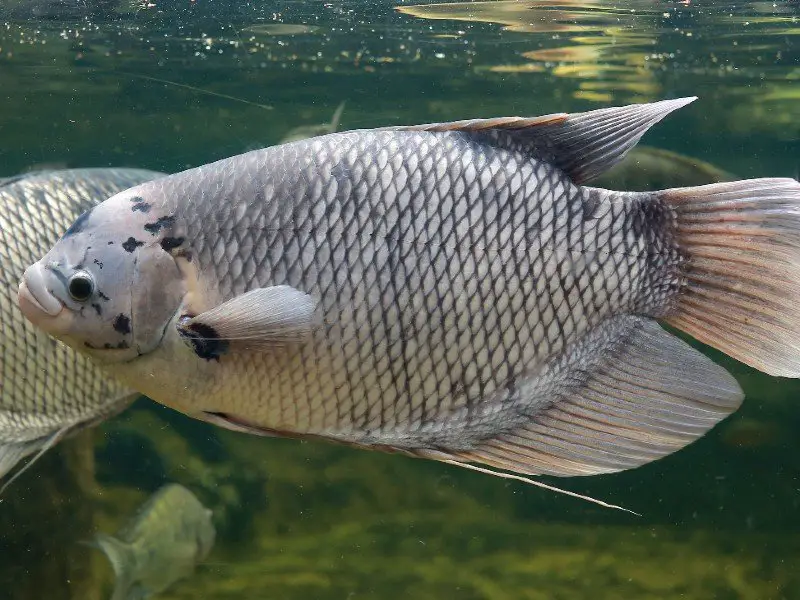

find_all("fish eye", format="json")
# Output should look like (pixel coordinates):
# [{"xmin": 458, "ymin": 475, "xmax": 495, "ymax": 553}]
[{"xmin": 67, "ymin": 271, "xmax": 95, "ymax": 302}]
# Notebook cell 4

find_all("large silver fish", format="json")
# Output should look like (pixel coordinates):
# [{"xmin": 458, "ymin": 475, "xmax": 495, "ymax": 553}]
[
  {"xmin": 90, "ymin": 483, "xmax": 215, "ymax": 600},
  {"xmin": 18, "ymin": 99, "xmax": 800, "ymax": 491},
  {"xmin": 0, "ymin": 167, "xmax": 164, "ymax": 482}
]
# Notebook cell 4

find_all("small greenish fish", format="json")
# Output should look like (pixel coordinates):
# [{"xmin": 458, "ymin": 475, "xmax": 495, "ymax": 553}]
[
  {"xmin": 0, "ymin": 167, "xmax": 164, "ymax": 487},
  {"xmin": 91, "ymin": 483, "xmax": 215, "ymax": 600},
  {"xmin": 243, "ymin": 23, "xmax": 320, "ymax": 36},
  {"xmin": 595, "ymin": 145, "xmax": 735, "ymax": 191},
  {"xmin": 18, "ymin": 98, "xmax": 800, "ymax": 506},
  {"xmin": 279, "ymin": 100, "xmax": 347, "ymax": 144}
]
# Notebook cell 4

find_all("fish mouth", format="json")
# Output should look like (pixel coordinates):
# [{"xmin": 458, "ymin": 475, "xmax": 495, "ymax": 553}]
[{"xmin": 18, "ymin": 264, "xmax": 64, "ymax": 322}]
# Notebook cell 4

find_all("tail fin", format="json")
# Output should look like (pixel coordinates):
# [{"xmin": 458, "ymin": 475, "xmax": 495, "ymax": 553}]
[
  {"xmin": 660, "ymin": 177, "xmax": 800, "ymax": 377},
  {"xmin": 91, "ymin": 533, "xmax": 136, "ymax": 600}
]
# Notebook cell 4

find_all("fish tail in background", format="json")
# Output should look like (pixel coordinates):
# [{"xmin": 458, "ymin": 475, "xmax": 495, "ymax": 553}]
[
  {"xmin": 661, "ymin": 177, "xmax": 800, "ymax": 377},
  {"xmin": 92, "ymin": 533, "xmax": 136, "ymax": 600}
]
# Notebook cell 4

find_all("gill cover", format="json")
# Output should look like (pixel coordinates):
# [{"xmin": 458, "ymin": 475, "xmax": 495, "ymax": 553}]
[{"xmin": 20, "ymin": 188, "xmax": 183, "ymax": 362}]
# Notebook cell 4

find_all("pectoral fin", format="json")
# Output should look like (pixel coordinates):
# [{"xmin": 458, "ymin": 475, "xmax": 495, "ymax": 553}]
[{"xmin": 177, "ymin": 286, "xmax": 318, "ymax": 360}]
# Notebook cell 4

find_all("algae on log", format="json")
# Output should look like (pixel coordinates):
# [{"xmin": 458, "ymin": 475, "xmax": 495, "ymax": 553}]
[{"xmin": 0, "ymin": 429, "xmax": 104, "ymax": 600}]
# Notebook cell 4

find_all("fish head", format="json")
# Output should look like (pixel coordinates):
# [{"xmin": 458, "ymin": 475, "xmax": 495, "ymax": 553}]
[{"xmin": 18, "ymin": 186, "xmax": 184, "ymax": 364}]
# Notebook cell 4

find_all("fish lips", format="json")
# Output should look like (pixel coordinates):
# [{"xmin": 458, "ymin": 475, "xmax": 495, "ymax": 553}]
[{"xmin": 18, "ymin": 263, "xmax": 65, "ymax": 323}]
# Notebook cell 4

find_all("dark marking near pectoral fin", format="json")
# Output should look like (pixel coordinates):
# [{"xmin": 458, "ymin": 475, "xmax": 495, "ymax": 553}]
[
  {"xmin": 177, "ymin": 316, "xmax": 229, "ymax": 361},
  {"xmin": 160, "ymin": 236, "xmax": 185, "ymax": 252}
]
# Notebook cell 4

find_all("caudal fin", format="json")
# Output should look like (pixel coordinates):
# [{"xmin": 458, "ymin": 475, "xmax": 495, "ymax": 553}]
[
  {"xmin": 660, "ymin": 177, "xmax": 800, "ymax": 377},
  {"xmin": 91, "ymin": 533, "xmax": 136, "ymax": 600}
]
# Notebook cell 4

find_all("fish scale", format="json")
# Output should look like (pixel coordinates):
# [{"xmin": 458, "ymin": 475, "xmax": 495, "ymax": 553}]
[{"xmin": 161, "ymin": 129, "xmax": 672, "ymax": 445}]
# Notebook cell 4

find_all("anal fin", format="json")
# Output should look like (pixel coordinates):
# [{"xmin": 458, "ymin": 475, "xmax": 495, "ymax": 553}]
[{"xmin": 418, "ymin": 317, "xmax": 743, "ymax": 478}]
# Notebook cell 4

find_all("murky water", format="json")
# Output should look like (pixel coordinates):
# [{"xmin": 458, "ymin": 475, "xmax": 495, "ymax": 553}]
[{"xmin": 1, "ymin": 1, "xmax": 799, "ymax": 599}]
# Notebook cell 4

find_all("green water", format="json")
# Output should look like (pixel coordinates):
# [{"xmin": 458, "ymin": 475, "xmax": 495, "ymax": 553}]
[{"xmin": 1, "ymin": 1, "xmax": 799, "ymax": 599}]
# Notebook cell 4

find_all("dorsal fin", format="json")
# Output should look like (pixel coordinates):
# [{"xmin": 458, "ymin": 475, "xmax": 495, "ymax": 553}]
[{"xmin": 393, "ymin": 97, "xmax": 698, "ymax": 184}]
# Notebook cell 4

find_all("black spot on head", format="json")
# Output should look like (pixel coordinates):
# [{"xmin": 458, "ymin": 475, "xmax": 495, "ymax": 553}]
[
  {"xmin": 107, "ymin": 241, "xmax": 114, "ymax": 246},
  {"xmin": 160, "ymin": 236, "xmax": 185, "ymax": 252},
  {"xmin": 93, "ymin": 258, "xmax": 104, "ymax": 269},
  {"xmin": 113, "ymin": 314, "xmax": 131, "ymax": 335},
  {"xmin": 122, "ymin": 237, "xmax": 144, "ymax": 253},
  {"xmin": 62, "ymin": 208, "xmax": 93, "ymax": 238},
  {"xmin": 92, "ymin": 303, "xmax": 102, "ymax": 316},
  {"xmin": 144, "ymin": 215, "xmax": 176, "ymax": 235},
  {"xmin": 98, "ymin": 291, "xmax": 110, "ymax": 301},
  {"xmin": 177, "ymin": 316, "xmax": 228, "ymax": 361},
  {"xmin": 132, "ymin": 201, "xmax": 152, "ymax": 213}
]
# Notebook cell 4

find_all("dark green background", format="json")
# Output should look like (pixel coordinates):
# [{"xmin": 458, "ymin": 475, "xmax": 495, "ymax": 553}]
[{"xmin": 1, "ymin": 1, "xmax": 799, "ymax": 598}]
